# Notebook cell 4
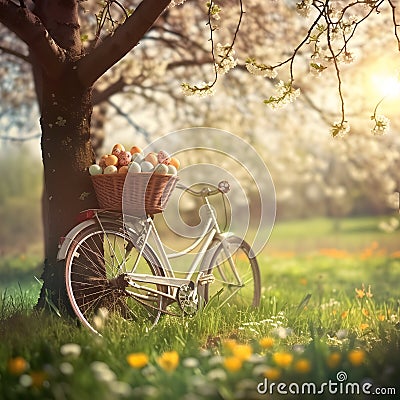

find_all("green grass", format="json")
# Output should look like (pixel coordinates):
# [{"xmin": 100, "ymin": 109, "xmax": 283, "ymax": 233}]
[{"xmin": 0, "ymin": 217, "xmax": 399, "ymax": 399}]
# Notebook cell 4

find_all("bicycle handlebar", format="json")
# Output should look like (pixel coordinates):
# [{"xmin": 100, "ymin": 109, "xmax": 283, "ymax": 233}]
[{"xmin": 176, "ymin": 180, "xmax": 230, "ymax": 197}]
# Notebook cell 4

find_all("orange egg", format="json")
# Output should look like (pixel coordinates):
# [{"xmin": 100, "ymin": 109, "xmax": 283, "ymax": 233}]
[
  {"xmin": 118, "ymin": 165, "xmax": 129, "ymax": 174},
  {"xmin": 112, "ymin": 143, "xmax": 125, "ymax": 153},
  {"xmin": 169, "ymin": 157, "xmax": 180, "ymax": 170},
  {"xmin": 99, "ymin": 154, "xmax": 109, "ymax": 169},
  {"xmin": 144, "ymin": 153, "xmax": 158, "ymax": 166},
  {"xmin": 104, "ymin": 154, "xmax": 119, "ymax": 166},
  {"xmin": 130, "ymin": 146, "xmax": 143, "ymax": 155}
]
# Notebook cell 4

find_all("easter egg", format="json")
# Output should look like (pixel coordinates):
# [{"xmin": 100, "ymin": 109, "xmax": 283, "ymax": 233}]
[
  {"xmin": 167, "ymin": 165, "xmax": 177, "ymax": 176},
  {"xmin": 157, "ymin": 150, "xmax": 170, "ymax": 165},
  {"xmin": 118, "ymin": 150, "xmax": 132, "ymax": 166},
  {"xmin": 112, "ymin": 143, "xmax": 125, "ymax": 156},
  {"xmin": 89, "ymin": 164, "xmax": 103, "ymax": 176},
  {"xmin": 99, "ymin": 154, "xmax": 109, "ymax": 169},
  {"xmin": 154, "ymin": 163, "xmax": 168, "ymax": 175},
  {"xmin": 128, "ymin": 161, "xmax": 141, "ymax": 173},
  {"xmin": 118, "ymin": 166, "xmax": 129, "ymax": 174},
  {"xmin": 130, "ymin": 146, "xmax": 143, "ymax": 155},
  {"xmin": 144, "ymin": 153, "xmax": 158, "ymax": 166},
  {"xmin": 169, "ymin": 157, "xmax": 180, "ymax": 170},
  {"xmin": 104, "ymin": 165, "xmax": 118, "ymax": 174},
  {"xmin": 104, "ymin": 154, "xmax": 119, "ymax": 166},
  {"xmin": 132, "ymin": 153, "xmax": 145, "ymax": 164},
  {"xmin": 140, "ymin": 161, "xmax": 154, "ymax": 172}
]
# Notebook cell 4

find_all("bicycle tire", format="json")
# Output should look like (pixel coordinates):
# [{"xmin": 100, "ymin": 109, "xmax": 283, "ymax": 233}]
[
  {"xmin": 65, "ymin": 222, "xmax": 165, "ymax": 334},
  {"xmin": 205, "ymin": 236, "xmax": 261, "ymax": 308}
]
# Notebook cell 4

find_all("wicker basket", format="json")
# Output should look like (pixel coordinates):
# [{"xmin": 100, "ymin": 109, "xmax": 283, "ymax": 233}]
[{"xmin": 91, "ymin": 172, "xmax": 178, "ymax": 215}]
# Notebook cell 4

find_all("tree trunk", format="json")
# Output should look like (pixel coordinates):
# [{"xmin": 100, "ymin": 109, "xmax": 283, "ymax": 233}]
[{"xmin": 36, "ymin": 65, "xmax": 98, "ymax": 312}]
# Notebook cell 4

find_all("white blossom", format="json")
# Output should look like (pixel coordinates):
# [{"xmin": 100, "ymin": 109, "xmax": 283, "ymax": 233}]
[
  {"xmin": 371, "ymin": 114, "xmax": 390, "ymax": 135},
  {"xmin": 245, "ymin": 59, "xmax": 277, "ymax": 78},
  {"xmin": 331, "ymin": 120, "xmax": 350, "ymax": 137}
]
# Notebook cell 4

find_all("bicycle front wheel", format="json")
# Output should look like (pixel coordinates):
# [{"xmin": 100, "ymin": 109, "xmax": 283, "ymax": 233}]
[
  {"xmin": 65, "ymin": 222, "xmax": 165, "ymax": 334},
  {"xmin": 205, "ymin": 236, "xmax": 261, "ymax": 308}
]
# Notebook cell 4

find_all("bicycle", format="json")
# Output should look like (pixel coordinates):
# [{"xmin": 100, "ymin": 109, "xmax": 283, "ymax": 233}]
[{"xmin": 57, "ymin": 180, "xmax": 261, "ymax": 334}]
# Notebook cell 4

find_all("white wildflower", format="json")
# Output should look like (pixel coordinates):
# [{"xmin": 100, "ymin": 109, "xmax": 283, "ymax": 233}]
[
  {"xmin": 59, "ymin": 362, "xmax": 74, "ymax": 375},
  {"xmin": 182, "ymin": 357, "xmax": 200, "ymax": 368},
  {"xmin": 91, "ymin": 361, "xmax": 116, "ymax": 382},
  {"xmin": 207, "ymin": 368, "xmax": 227, "ymax": 381},
  {"xmin": 60, "ymin": 343, "xmax": 81, "ymax": 358},
  {"xmin": 109, "ymin": 381, "xmax": 132, "ymax": 397}
]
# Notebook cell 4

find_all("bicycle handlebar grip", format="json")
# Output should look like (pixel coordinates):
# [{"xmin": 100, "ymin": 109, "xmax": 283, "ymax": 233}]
[{"xmin": 218, "ymin": 180, "xmax": 230, "ymax": 194}]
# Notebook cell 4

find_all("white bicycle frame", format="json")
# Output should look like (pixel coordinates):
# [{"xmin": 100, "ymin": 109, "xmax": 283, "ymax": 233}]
[{"xmin": 123, "ymin": 195, "xmax": 233, "ymax": 303}]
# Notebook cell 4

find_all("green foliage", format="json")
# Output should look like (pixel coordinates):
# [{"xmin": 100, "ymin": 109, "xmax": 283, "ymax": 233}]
[{"xmin": 0, "ymin": 145, "xmax": 43, "ymax": 253}]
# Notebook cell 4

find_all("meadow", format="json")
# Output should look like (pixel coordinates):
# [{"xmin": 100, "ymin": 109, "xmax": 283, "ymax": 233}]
[{"xmin": 0, "ymin": 217, "xmax": 399, "ymax": 399}]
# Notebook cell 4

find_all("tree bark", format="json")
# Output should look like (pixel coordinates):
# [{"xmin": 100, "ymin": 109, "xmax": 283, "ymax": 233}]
[{"xmin": 36, "ymin": 64, "xmax": 98, "ymax": 311}]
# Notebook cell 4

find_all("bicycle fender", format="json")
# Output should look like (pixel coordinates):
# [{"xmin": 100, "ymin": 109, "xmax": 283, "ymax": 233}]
[{"xmin": 57, "ymin": 219, "xmax": 97, "ymax": 261}]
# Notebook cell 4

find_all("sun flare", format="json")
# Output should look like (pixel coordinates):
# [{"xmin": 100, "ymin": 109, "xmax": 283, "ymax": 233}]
[{"xmin": 371, "ymin": 73, "xmax": 400, "ymax": 98}]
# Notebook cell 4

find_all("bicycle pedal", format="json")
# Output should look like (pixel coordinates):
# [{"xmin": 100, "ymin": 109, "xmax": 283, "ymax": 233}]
[{"xmin": 198, "ymin": 273, "xmax": 215, "ymax": 285}]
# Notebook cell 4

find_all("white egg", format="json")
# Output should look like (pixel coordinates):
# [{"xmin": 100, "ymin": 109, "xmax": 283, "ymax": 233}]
[
  {"xmin": 132, "ymin": 153, "xmax": 144, "ymax": 163},
  {"xmin": 89, "ymin": 164, "xmax": 103, "ymax": 176},
  {"xmin": 140, "ymin": 161, "xmax": 154, "ymax": 172},
  {"xmin": 128, "ymin": 161, "xmax": 141, "ymax": 173},
  {"xmin": 154, "ymin": 163, "xmax": 169, "ymax": 175},
  {"xmin": 167, "ymin": 165, "xmax": 177, "ymax": 176},
  {"xmin": 103, "ymin": 165, "xmax": 118, "ymax": 174}
]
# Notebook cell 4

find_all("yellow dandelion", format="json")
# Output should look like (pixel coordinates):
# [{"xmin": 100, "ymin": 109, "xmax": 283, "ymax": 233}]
[
  {"xmin": 377, "ymin": 314, "xmax": 385, "ymax": 321},
  {"xmin": 360, "ymin": 323, "xmax": 369, "ymax": 331},
  {"xmin": 259, "ymin": 337, "xmax": 275, "ymax": 349},
  {"xmin": 348, "ymin": 349, "xmax": 365, "ymax": 367},
  {"xmin": 223, "ymin": 356, "xmax": 242, "ymax": 372},
  {"xmin": 355, "ymin": 286, "xmax": 365, "ymax": 299},
  {"xmin": 326, "ymin": 352, "xmax": 341, "ymax": 369},
  {"xmin": 273, "ymin": 352, "xmax": 293, "ymax": 368},
  {"xmin": 223, "ymin": 339, "xmax": 237, "ymax": 351},
  {"xmin": 362, "ymin": 308, "xmax": 369, "ymax": 317},
  {"xmin": 294, "ymin": 359, "xmax": 311, "ymax": 374},
  {"xmin": 299, "ymin": 278, "xmax": 308, "ymax": 286},
  {"xmin": 341, "ymin": 310, "xmax": 349, "ymax": 319},
  {"xmin": 263, "ymin": 367, "xmax": 281, "ymax": 381},
  {"xmin": 127, "ymin": 352, "xmax": 149, "ymax": 369},
  {"xmin": 157, "ymin": 351, "xmax": 179, "ymax": 372},
  {"xmin": 7, "ymin": 357, "xmax": 28, "ymax": 376},
  {"xmin": 232, "ymin": 344, "xmax": 252, "ymax": 361}
]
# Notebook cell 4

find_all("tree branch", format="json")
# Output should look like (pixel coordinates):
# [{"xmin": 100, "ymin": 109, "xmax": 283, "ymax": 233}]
[
  {"xmin": 0, "ymin": 44, "xmax": 30, "ymax": 63},
  {"xmin": 77, "ymin": 0, "xmax": 172, "ymax": 87},
  {"xmin": 0, "ymin": 0, "xmax": 64, "ymax": 78}
]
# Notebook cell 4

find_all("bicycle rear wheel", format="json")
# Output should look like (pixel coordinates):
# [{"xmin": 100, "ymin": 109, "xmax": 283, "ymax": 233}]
[
  {"xmin": 205, "ymin": 236, "xmax": 261, "ymax": 308},
  {"xmin": 65, "ymin": 222, "xmax": 165, "ymax": 334}
]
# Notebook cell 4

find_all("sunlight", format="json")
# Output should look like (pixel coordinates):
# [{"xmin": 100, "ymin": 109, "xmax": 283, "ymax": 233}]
[{"xmin": 371, "ymin": 73, "xmax": 400, "ymax": 98}]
